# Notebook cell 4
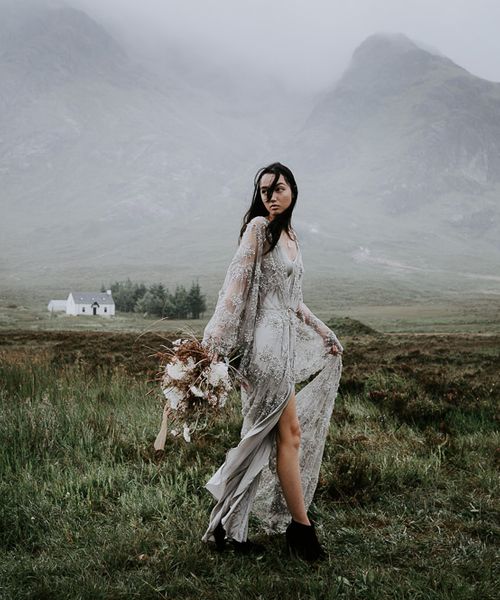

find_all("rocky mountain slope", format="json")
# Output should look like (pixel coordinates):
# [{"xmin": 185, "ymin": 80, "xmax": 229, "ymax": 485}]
[{"xmin": 1, "ymin": 4, "xmax": 498, "ymax": 301}]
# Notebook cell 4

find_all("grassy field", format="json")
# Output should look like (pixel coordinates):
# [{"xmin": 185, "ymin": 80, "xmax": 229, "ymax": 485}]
[
  {"xmin": 0, "ymin": 321, "xmax": 498, "ymax": 599},
  {"xmin": 2, "ymin": 288, "xmax": 500, "ymax": 335}
]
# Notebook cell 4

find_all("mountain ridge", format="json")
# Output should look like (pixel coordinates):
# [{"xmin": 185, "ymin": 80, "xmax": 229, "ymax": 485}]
[
  {"xmin": 287, "ymin": 32, "xmax": 500, "ymax": 230},
  {"xmin": 0, "ymin": 5, "xmax": 498, "ymax": 299}
]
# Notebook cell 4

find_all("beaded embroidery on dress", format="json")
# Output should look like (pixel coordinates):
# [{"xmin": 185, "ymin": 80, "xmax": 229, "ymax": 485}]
[{"xmin": 200, "ymin": 215, "xmax": 343, "ymax": 543}]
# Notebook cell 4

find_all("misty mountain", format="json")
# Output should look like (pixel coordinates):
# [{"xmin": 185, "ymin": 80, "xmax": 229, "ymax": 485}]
[
  {"xmin": 0, "ymin": 3, "xmax": 313, "ymax": 281},
  {"xmin": 285, "ymin": 33, "xmax": 500, "ymax": 237},
  {"xmin": 297, "ymin": 33, "xmax": 500, "ymax": 189},
  {"xmin": 272, "ymin": 32, "xmax": 500, "ymax": 293},
  {"xmin": 0, "ymin": 3, "xmax": 244, "ymax": 217},
  {"xmin": 1, "ymin": 4, "xmax": 499, "ymax": 303}
]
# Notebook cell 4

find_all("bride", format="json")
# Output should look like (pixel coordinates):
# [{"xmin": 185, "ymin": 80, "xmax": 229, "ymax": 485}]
[{"xmin": 200, "ymin": 162, "xmax": 343, "ymax": 561}]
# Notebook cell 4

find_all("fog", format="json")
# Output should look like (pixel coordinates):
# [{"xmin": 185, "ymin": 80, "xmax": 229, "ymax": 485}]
[
  {"xmin": 2, "ymin": 0, "xmax": 499, "ymax": 298},
  {"xmin": 67, "ymin": 0, "xmax": 500, "ymax": 91}
]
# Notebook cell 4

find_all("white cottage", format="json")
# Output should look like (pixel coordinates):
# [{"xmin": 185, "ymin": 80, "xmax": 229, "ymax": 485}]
[
  {"xmin": 47, "ymin": 299, "xmax": 67, "ymax": 312},
  {"xmin": 48, "ymin": 290, "xmax": 115, "ymax": 317},
  {"xmin": 67, "ymin": 290, "xmax": 115, "ymax": 316}
]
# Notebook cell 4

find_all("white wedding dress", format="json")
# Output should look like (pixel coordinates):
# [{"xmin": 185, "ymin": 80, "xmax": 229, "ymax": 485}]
[{"xmin": 200, "ymin": 215, "xmax": 343, "ymax": 544}]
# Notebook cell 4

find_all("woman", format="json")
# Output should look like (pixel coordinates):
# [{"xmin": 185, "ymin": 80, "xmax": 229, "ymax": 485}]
[{"xmin": 200, "ymin": 162, "xmax": 343, "ymax": 561}]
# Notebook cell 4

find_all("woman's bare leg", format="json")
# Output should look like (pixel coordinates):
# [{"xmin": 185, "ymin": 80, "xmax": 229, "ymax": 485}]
[{"xmin": 276, "ymin": 389, "xmax": 311, "ymax": 525}]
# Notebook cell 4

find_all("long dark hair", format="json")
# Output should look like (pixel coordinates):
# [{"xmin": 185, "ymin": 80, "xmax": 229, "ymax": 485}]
[{"xmin": 239, "ymin": 162, "xmax": 298, "ymax": 256}]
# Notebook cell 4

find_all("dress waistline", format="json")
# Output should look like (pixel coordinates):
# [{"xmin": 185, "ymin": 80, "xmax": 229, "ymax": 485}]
[
  {"xmin": 258, "ymin": 306, "xmax": 297, "ymax": 357},
  {"xmin": 259, "ymin": 306, "xmax": 297, "ymax": 315}
]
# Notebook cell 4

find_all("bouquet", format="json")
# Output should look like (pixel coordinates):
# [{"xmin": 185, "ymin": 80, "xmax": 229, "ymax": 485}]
[{"xmin": 153, "ymin": 333, "xmax": 235, "ymax": 449}]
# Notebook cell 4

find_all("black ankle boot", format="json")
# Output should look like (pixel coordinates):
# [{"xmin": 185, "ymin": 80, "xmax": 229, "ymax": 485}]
[
  {"xmin": 285, "ymin": 517, "xmax": 327, "ymax": 562},
  {"xmin": 212, "ymin": 521, "xmax": 265, "ymax": 555},
  {"xmin": 213, "ymin": 521, "xmax": 226, "ymax": 552}
]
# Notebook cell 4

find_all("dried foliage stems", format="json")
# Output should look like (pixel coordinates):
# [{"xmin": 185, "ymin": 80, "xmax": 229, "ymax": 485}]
[{"xmin": 152, "ymin": 330, "xmax": 240, "ymax": 448}]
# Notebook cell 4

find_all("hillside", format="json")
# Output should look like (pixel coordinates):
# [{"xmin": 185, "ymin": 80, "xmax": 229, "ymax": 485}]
[{"xmin": 1, "ymin": 6, "xmax": 499, "ymax": 303}]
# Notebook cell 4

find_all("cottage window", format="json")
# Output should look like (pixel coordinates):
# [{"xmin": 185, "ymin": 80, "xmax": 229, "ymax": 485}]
[
  {"xmin": 82, "ymin": 307, "xmax": 85, "ymax": 313},
  {"xmin": 104, "ymin": 307, "xmax": 107, "ymax": 313}
]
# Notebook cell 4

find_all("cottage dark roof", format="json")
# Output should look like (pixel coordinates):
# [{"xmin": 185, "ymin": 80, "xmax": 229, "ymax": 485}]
[{"xmin": 69, "ymin": 292, "xmax": 114, "ymax": 305}]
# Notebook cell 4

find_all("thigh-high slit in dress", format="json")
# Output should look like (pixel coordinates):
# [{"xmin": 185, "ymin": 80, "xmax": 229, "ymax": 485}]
[{"xmin": 200, "ymin": 216, "xmax": 343, "ymax": 544}]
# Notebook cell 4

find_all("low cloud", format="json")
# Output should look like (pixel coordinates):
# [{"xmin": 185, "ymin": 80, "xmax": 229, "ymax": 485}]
[{"xmin": 66, "ymin": 0, "xmax": 500, "ymax": 91}]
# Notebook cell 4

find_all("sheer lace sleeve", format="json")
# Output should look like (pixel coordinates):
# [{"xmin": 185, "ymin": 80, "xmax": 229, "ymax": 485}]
[
  {"xmin": 202, "ymin": 216, "xmax": 268, "ymax": 359},
  {"xmin": 296, "ymin": 293, "xmax": 344, "ymax": 353}
]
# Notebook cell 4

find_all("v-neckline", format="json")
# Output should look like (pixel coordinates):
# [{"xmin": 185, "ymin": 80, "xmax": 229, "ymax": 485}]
[{"xmin": 278, "ymin": 234, "xmax": 299, "ymax": 263}]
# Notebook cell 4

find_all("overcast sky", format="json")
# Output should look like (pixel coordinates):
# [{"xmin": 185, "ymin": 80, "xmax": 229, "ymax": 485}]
[{"xmin": 67, "ymin": 0, "xmax": 500, "ymax": 90}]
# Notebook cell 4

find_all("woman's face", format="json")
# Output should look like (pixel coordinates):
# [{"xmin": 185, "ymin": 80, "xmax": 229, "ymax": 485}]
[{"xmin": 259, "ymin": 173, "xmax": 293, "ymax": 220}]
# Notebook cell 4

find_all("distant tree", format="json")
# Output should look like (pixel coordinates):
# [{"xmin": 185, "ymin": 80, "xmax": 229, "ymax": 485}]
[
  {"xmin": 133, "ymin": 283, "xmax": 147, "ymax": 305},
  {"xmin": 172, "ymin": 284, "xmax": 190, "ymax": 319},
  {"xmin": 187, "ymin": 281, "xmax": 206, "ymax": 319},
  {"xmin": 102, "ymin": 278, "xmax": 207, "ymax": 319},
  {"xmin": 102, "ymin": 278, "xmax": 147, "ymax": 312},
  {"xmin": 148, "ymin": 283, "xmax": 166, "ymax": 304},
  {"xmin": 162, "ymin": 292, "xmax": 177, "ymax": 319},
  {"xmin": 134, "ymin": 290, "xmax": 163, "ymax": 316},
  {"xmin": 111, "ymin": 279, "xmax": 137, "ymax": 312}
]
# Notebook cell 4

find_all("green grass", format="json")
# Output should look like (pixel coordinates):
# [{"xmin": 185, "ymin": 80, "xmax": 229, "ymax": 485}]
[{"xmin": 0, "ymin": 331, "xmax": 498, "ymax": 599}]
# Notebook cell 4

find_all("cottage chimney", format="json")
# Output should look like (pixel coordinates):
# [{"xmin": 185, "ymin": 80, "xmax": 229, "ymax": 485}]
[{"xmin": 106, "ymin": 289, "xmax": 112, "ymax": 295}]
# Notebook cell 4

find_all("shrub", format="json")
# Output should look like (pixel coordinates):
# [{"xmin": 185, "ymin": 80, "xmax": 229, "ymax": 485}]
[
  {"xmin": 365, "ymin": 372, "xmax": 448, "ymax": 427},
  {"xmin": 324, "ymin": 450, "xmax": 381, "ymax": 504}
]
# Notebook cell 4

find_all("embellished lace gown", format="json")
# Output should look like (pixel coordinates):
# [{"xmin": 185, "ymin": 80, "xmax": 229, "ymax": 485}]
[{"xmin": 200, "ymin": 215, "xmax": 343, "ymax": 544}]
